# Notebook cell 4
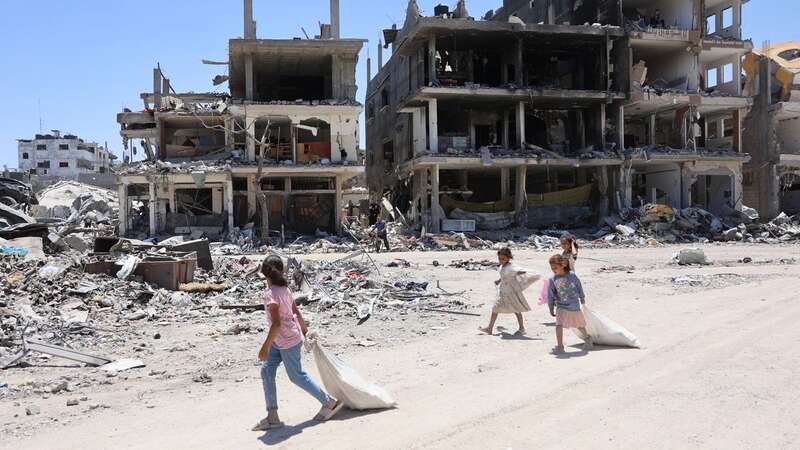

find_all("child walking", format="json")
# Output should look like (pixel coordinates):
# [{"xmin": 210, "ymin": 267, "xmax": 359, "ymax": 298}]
[
  {"xmin": 253, "ymin": 255, "xmax": 343, "ymax": 431},
  {"xmin": 479, "ymin": 248, "xmax": 540, "ymax": 335},
  {"xmin": 547, "ymin": 254, "xmax": 593, "ymax": 355}
]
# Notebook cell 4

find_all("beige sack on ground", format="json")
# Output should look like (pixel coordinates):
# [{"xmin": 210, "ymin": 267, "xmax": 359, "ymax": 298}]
[{"xmin": 574, "ymin": 306, "xmax": 641, "ymax": 348}]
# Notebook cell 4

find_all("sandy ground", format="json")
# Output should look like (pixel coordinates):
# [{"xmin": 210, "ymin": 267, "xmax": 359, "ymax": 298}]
[{"xmin": 2, "ymin": 244, "xmax": 799, "ymax": 449}]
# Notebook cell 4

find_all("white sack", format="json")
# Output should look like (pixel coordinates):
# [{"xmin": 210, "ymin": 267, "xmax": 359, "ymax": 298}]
[
  {"xmin": 574, "ymin": 306, "xmax": 641, "ymax": 348},
  {"xmin": 305, "ymin": 332, "xmax": 396, "ymax": 410}
]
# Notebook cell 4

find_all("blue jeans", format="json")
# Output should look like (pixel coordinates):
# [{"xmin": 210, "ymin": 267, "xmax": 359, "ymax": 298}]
[{"xmin": 261, "ymin": 342, "xmax": 330, "ymax": 411}]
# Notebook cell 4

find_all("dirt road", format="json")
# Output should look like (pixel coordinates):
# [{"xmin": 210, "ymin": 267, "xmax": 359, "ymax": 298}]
[{"xmin": 3, "ymin": 245, "xmax": 799, "ymax": 449}]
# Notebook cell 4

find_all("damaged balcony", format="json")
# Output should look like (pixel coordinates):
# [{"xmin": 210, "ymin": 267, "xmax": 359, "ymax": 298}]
[
  {"xmin": 228, "ymin": 39, "xmax": 365, "ymax": 103},
  {"xmin": 704, "ymin": 0, "xmax": 749, "ymax": 41},
  {"xmin": 401, "ymin": 159, "xmax": 620, "ymax": 233},
  {"xmin": 398, "ymin": 94, "xmax": 623, "ymax": 167},
  {"xmin": 623, "ymin": 0, "xmax": 702, "ymax": 42},
  {"xmin": 700, "ymin": 38, "xmax": 752, "ymax": 97},
  {"xmin": 117, "ymin": 172, "xmax": 235, "ymax": 239},
  {"xmin": 625, "ymin": 160, "xmax": 743, "ymax": 216},
  {"xmin": 396, "ymin": 25, "xmax": 626, "ymax": 108},
  {"xmin": 230, "ymin": 104, "xmax": 362, "ymax": 167},
  {"xmin": 624, "ymin": 97, "xmax": 749, "ymax": 156}
]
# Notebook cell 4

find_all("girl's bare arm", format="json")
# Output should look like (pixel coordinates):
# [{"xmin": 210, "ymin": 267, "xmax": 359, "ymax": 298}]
[
  {"xmin": 292, "ymin": 303, "xmax": 308, "ymax": 336},
  {"xmin": 258, "ymin": 304, "xmax": 281, "ymax": 360}
]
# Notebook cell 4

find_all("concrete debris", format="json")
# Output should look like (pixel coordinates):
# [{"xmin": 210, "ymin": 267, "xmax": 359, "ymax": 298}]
[
  {"xmin": 595, "ymin": 205, "xmax": 800, "ymax": 246},
  {"xmin": 674, "ymin": 248, "xmax": 710, "ymax": 266},
  {"xmin": 448, "ymin": 259, "xmax": 496, "ymax": 271}
]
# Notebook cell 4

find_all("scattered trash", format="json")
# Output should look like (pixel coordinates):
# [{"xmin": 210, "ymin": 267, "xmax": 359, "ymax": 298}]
[
  {"xmin": 674, "ymin": 248, "xmax": 710, "ymax": 266},
  {"xmin": 100, "ymin": 359, "xmax": 146, "ymax": 373},
  {"xmin": 192, "ymin": 373, "xmax": 212, "ymax": 384}
]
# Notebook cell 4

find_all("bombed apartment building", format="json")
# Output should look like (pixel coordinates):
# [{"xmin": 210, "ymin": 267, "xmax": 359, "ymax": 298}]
[
  {"xmin": 115, "ymin": 0, "xmax": 365, "ymax": 240},
  {"xmin": 366, "ymin": 0, "xmax": 752, "ymax": 232},
  {"xmin": 623, "ymin": 0, "xmax": 752, "ymax": 218},
  {"xmin": 742, "ymin": 41, "xmax": 800, "ymax": 218}
]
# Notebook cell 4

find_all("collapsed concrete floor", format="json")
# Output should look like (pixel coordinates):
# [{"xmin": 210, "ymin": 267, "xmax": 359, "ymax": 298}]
[{"xmin": 1, "ymin": 244, "xmax": 799, "ymax": 449}]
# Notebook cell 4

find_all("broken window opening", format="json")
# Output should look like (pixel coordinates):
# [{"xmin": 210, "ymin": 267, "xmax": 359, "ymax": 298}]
[
  {"xmin": 632, "ymin": 46, "xmax": 696, "ymax": 92},
  {"xmin": 288, "ymin": 194, "xmax": 335, "ymax": 234},
  {"xmin": 706, "ymin": 68, "xmax": 718, "ymax": 88},
  {"xmin": 380, "ymin": 88, "xmax": 390, "ymax": 108},
  {"xmin": 706, "ymin": 14, "xmax": 717, "ymax": 35},
  {"xmin": 296, "ymin": 118, "xmax": 332, "ymax": 163},
  {"xmin": 250, "ymin": 56, "xmax": 332, "ymax": 102},
  {"xmin": 722, "ymin": 7, "xmax": 733, "ymax": 29},
  {"xmin": 434, "ymin": 34, "xmax": 510, "ymax": 88},
  {"xmin": 37, "ymin": 160, "xmax": 50, "ymax": 169},
  {"xmin": 692, "ymin": 174, "xmax": 733, "ymax": 216},
  {"xmin": 261, "ymin": 177, "xmax": 286, "ymax": 192},
  {"xmin": 522, "ymin": 42, "xmax": 603, "ymax": 90},
  {"xmin": 59, "ymin": 144, "xmax": 69, "ymax": 150},
  {"xmin": 59, "ymin": 162, "xmax": 69, "ymax": 168},
  {"xmin": 176, "ymin": 189, "xmax": 214, "ymax": 216},
  {"xmin": 163, "ymin": 117, "xmax": 226, "ymax": 160},
  {"xmin": 382, "ymin": 140, "xmax": 395, "ymax": 172},
  {"xmin": 232, "ymin": 177, "xmax": 248, "ymax": 191},
  {"xmin": 36, "ymin": 144, "xmax": 47, "ymax": 151},
  {"xmin": 723, "ymin": 63, "xmax": 734, "ymax": 84},
  {"xmin": 291, "ymin": 177, "xmax": 334, "ymax": 191},
  {"xmin": 631, "ymin": 164, "xmax": 682, "ymax": 208},
  {"xmin": 778, "ymin": 48, "xmax": 800, "ymax": 62},
  {"xmin": 22, "ymin": 152, "xmax": 29, "ymax": 160},
  {"xmin": 624, "ymin": 2, "xmax": 692, "ymax": 31},
  {"xmin": 779, "ymin": 174, "xmax": 800, "ymax": 215}
]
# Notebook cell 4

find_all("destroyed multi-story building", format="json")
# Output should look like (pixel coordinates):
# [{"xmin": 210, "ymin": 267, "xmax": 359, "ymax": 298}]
[
  {"xmin": 17, "ymin": 130, "xmax": 114, "ymax": 177},
  {"xmin": 366, "ymin": 0, "xmax": 753, "ymax": 232},
  {"xmin": 742, "ymin": 41, "xmax": 800, "ymax": 218},
  {"xmin": 115, "ymin": 0, "xmax": 365, "ymax": 239}
]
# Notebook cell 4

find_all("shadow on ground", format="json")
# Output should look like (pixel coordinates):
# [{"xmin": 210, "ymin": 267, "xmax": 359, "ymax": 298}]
[{"xmin": 258, "ymin": 409, "xmax": 391, "ymax": 445}]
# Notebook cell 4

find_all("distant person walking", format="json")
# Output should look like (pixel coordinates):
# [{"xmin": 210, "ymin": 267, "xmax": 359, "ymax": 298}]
[
  {"xmin": 371, "ymin": 218, "xmax": 390, "ymax": 253},
  {"xmin": 547, "ymin": 254, "xmax": 593, "ymax": 355},
  {"xmin": 479, "ymin": 248, "xmax": 540, "ymax": 336},
  {"xmin": 368, "ymin": 202, "xmax": 380, "ymax": 225},
  {"xmin": 253, "ymin": 256, "xmax": 343, "ymax": 431}
]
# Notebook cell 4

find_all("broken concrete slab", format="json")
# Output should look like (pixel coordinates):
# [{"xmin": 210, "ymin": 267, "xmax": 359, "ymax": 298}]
[{"xmin": 23, "ymin": 338, "xmax": 112, "ymax": 367}]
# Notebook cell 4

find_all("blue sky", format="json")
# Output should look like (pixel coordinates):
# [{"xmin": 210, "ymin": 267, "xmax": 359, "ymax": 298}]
[{"xmin": 0, "ymin": 0, "xmax": 792, "ymax": 169}]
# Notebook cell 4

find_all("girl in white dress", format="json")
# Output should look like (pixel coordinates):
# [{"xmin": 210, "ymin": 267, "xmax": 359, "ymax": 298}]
[{"xmin": 479, "ymin": 248, "xmax": 540, "ymax": 335}]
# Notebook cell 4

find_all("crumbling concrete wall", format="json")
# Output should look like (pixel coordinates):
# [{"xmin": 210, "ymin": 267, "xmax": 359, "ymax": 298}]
[{"xmin": 743, "ymin": 56, "xmax": 782, "ymax": 219}]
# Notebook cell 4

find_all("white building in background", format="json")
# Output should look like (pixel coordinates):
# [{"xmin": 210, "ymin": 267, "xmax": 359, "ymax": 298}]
[{"xmin": 17, "ymin": 130, "xmax": 115, "ymax": 176}]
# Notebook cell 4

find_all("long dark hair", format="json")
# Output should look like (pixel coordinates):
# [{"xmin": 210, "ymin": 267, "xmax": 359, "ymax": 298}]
[
  {"xmin": 561, "ymin": 234, "xmax": 578, "ymax": 255},
  {"xmin": 497, "ymin": 247, "xmax": 513, "ymax": 260},
  {"xmin": 261, "ymin": 255, "xmax": 288, "ymax": 287}
]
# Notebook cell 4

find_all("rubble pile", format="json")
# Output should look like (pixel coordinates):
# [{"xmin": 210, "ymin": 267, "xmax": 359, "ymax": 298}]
[
  {"xmin": 594, "ymin": 204, "xmax": 800, "ymax": 246},
  {"xmin": 0, "ymin": 238, "xmax": 466, "ymax": 370},
  {"xmin": 287, "ymin": 252, "xmax": 467, "ymax": 321}
]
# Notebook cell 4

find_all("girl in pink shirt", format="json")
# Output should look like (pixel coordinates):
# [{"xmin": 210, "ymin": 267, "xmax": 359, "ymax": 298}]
[{"xmin": 252, "ymin": 256, "xmax": 343, "ymax": 431}]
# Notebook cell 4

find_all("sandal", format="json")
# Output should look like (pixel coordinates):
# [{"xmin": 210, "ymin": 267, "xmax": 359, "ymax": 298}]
[
  {"xmin": 314, "ymin": 399, "xmax": 344, "ymax": 422},
  {"xmin": 251, "ymin": 418, "xmax": 285, "ymax": 431}
]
